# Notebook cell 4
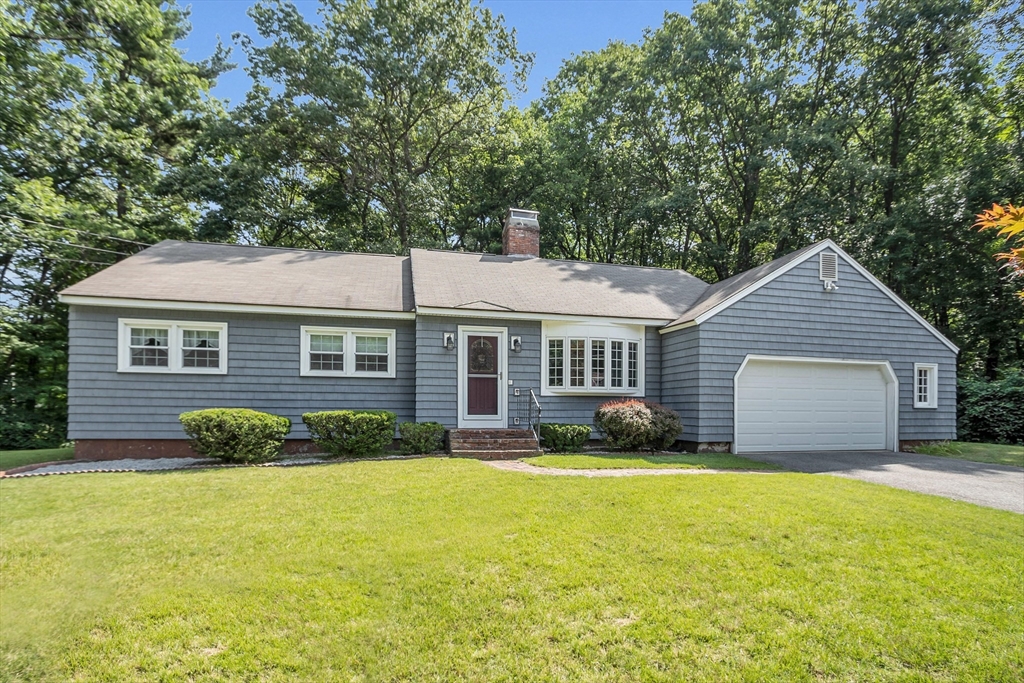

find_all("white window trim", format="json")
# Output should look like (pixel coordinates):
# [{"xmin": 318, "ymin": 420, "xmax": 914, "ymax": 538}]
[
  {"xmin": 300, "ymin": 326, "xmax": 396, "ymax": 378},
  {"xmin": 913, "ymin": 363, "xmax": 938, "ymax": 409},
  {"xmin": 541, "ymin": 321, "xmax": 645, "ymax": 397},
  {"xmin": 117, "ymin": 318, "xmax": 228, "ymax": 374}
]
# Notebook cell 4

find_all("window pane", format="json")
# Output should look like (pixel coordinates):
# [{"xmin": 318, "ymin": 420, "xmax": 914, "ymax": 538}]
[
  {"xmin": 130, "ymin": 347, "xmax": 168, "ymax": 367},
  {"xmin": 356, "ymin": 336, "xmax": 388, "ymax": 354},
  {"xmin": 917, "ymin": 368, "xmax": 930, "ymax": 404},
  {"xmin": 570, "ymin": 339, "xmax": 586, "ymax": 387},
  {"xmin": 130, "ymin": 328, "xmax": 168, "ymax": 348},
  {"xmin": 627, "ymin": 341, "xmax": 639, "ymax": 389},
  {"xmin": 355, "ymin": 353, "xmax": 389, "ymax": 373},
  {"xmin": 548, "ymin": 339, "xmax": 564, "ymax": 387},
  {"xmin": 610, "ymin": 341, "xmax": 623, "ymax": 388},
  {"xmin": 591, "ymin": 340, "xmax": 605, "ymax": 387},
  {"xmin": 129, "ymin": 327, "xmax": 168, "ymax": 367},
  {"xmin": 182, "ymin": 329, "xmax": 219, "ymax": 349},
  {"xmin": 310, "ymin": 353, "xmax": 345, "ymax": 371},
  {"xmin": 310, "ymin": 334, "xmax": 344, "ymax": 353}
]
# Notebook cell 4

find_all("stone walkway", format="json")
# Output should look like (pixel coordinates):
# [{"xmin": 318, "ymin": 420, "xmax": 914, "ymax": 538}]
[{"xmin": 484, "ymin": 460, "xmax": 774, "ymax": 478}]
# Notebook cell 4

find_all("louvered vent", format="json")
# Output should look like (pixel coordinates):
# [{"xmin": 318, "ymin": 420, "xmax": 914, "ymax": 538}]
[{"xmin": 819, "ymin": 252, "xmax": 838, "ymax": 281}]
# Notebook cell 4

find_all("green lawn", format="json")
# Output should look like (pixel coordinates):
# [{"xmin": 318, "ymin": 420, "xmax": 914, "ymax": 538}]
[
  {"xmin": 1, "ymin": 460, "xmax": 1021, "ymax": 681},
  {"xmin": 908, "ymin": 441, "xmax": 1024, "ymax": 468},
  {"xmin": 525, "ymin": 452, "xmax": 780, "ymax": 470},
  {"xmin": 0, "ymin": 448, "xmax": 74, "ymax": 471}
]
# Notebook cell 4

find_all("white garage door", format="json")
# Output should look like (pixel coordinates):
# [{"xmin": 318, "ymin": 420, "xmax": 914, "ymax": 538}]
[{"xmin": 735, "ymin": 359, "xmax": 889, "ymax": 452}]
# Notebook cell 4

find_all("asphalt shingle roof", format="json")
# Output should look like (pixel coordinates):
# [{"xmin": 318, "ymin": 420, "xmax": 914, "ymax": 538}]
[
  {"xmin": 408, "ymin": 249, "xmax": 709, "ymax": 321},
  {"xmin": 61, "ymin": 240, "xmax": 414, "ymax": 312}
]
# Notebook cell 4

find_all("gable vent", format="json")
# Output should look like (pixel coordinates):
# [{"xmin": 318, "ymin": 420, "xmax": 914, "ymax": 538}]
[{"xmin": 819, "ymin": 252, "xmax": 838, "ymax": 282}]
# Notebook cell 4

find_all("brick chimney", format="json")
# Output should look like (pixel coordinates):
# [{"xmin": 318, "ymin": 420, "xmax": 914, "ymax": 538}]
[{"xmin": 502, "ymin": 208, "xmax": 540, "ymax": 258}]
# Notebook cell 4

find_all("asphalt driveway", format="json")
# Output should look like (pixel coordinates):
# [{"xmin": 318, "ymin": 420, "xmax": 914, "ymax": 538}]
[{"xmin": 742, "ymin": 450, "xmax": 1024, "ymax": 514}]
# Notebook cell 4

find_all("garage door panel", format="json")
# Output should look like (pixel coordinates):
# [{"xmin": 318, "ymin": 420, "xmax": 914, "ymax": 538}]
[{"xmin": 736, "ymin": 359, "xmax": 889, "ymax": 452}]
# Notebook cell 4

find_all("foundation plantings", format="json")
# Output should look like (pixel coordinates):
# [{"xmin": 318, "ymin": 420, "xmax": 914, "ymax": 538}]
[{"xmin": 179, "ymin": 408, "xmax": 291, "ymax": 463}]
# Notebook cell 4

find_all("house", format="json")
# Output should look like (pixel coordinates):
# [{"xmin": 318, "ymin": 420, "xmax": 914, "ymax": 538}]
[{"xmin": 59, "ymin": 209, "xmax": 958, "ymax": 459}]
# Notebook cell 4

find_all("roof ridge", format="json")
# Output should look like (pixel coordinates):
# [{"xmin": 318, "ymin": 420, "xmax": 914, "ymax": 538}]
[
  {"xmin": 159, "ymin": 239, "xmax": 405, "ymax": 258},
  {"xmin": 413, "ymin": 247, "xmax": 708, "ymax": 279}
]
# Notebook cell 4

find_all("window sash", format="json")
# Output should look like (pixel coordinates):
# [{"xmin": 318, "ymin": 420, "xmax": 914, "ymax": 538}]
[
  {"xmin": 548, "ymin": 339, "xmax": 564, "ymax": 387},
  {"xmin": 569, "ymin": 339, "xmax": 587, "ymax": 387},
  {"xmin": 610, "ymin": 341, "xmax": 623, "ymax": 388},
  {"xmin": 913, "ymin": 363, "xmax": 937, "ymax": 408},
  {"xmin": 591, "ymin": 340, "xmax": 605, "ymax": 387},
  {"xmin": 129, "ymin": 327, "xmax": 169, "ymax": 368},
  {"xmin": 181, "ymin": 329, "xmax": 221, "ymax": 369},
  {"xmin": 627, "ymin": 342, "xmax": 639, "ymax": 389}
]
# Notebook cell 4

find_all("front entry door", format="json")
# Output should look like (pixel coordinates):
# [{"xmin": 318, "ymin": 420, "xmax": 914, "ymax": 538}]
[
  {"xmin": 467, "ymin": 335, "xmax": 499, "ymax": 416},
  {"xmin": 458, "ymin": 327, "xmax": 506, "ymax": 428}
]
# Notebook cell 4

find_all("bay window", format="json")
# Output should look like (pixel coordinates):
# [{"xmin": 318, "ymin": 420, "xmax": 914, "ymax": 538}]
[{"xmin": 542, "ymin": 321, "xmax": 645, "ymax": 396}]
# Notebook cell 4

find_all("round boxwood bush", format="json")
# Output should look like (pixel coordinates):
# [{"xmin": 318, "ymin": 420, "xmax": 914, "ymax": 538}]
[
  {"xmin": 179, "ymin": 408, "xmax": 291, "ymax": 463},
  {"xmin": 593, "ymin": 399, "xmax": 682, "ymax": 451},
  {"xmin": 302, "ymin": 410, "xmax": 397, "ymax": 457},
  {"xmin": 538, "ymin": 423, "xmax": 592, "ymax": 453},
  {"xmin": 398, "ymin": 421, "xmax": 446, "ymax": 454}
]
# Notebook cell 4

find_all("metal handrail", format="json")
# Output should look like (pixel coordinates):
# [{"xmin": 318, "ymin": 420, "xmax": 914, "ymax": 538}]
[{"xmin": 528, "ymin": 388, "xmax": 542, "ymax": 440}]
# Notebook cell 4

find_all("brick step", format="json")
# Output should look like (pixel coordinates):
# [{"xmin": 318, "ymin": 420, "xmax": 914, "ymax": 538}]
[
  {"xmin": 450, "ymin": 449, "xmax": 543, "ymax": 461},
  {"xmin": 448, "ymin": 430, "xmax": 533, "ymax": 440},
  {"xmin": 449, "ymin": 435, "xmax": 538, "ymax": 444}
]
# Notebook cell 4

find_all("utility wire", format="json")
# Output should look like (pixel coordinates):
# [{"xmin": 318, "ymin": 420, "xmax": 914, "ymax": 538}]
[
  {"xmin": 11, "ymin": 230, "xmax": 133, "ymax": 257},
  {"xmin": 34, "ymin": 253, "xmax": 117, "ymax": 268},
  {"xmin": 1, "ymin": 213, "xmax": 152, "ymax": 247}
]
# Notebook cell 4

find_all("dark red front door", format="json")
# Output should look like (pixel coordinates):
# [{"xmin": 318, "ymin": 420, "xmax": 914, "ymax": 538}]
[{"xmin": 467, "ymin": 335, "xmax": 499, "ymax": 415}]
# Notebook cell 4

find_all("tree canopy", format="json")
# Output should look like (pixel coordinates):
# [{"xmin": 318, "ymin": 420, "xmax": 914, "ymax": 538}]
[{"xmin": 2, "ymin": 0, "xmax": 1021, "ymax": 448}]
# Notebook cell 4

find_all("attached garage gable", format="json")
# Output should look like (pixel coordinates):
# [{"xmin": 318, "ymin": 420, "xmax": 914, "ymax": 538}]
[{"xmin": 734, "ymin": 357, "xmax": 897, "ymax": 453}]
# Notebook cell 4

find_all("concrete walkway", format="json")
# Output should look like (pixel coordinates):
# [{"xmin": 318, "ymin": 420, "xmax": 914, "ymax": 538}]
[{"xmin": 740, "ymin": 450, "xmax": 1024, "ymax": 514}]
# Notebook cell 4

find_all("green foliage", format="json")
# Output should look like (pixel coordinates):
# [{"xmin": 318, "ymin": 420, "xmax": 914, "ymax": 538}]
[
  {"xmin": 538, "ymin": 423, "xmax": 592, "ymax": 453},
  {"xmin": 303, "ymin": 410, "xmax": 398, "ymax": 457},
  {"xmin": 593, "ymin": 399, "xmax": 683, "ymax": 451},
  {"xmin": 179, "ymin": 408, "xmax": 291, "ymax": 463},
  {"xmin": 957, "ymin": 374, "xmax": 1024, "ymax": 445},
  {"xmin": 1, "ymin": 0, "xmax": 230, "ymax": 448},
  {"xmin": 398, "ymin": 421, "xmax": 446, "ymax": 455}
]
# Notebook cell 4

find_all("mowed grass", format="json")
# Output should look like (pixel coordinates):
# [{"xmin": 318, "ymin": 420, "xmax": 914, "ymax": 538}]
[
  {"xmin": 526, "ymin": 452, "xmax": 779, "ymax": 470},
  {"xmin": 0, "ymin": 448, "xmax": 74, "ymax": 471},
  {"xmin": 908, "ymin": 441, "xmax": 1024, "ymax": 468},
  {"xmin": 2, "ymin": 460, "xmax": 1022, "ymax": 682}
]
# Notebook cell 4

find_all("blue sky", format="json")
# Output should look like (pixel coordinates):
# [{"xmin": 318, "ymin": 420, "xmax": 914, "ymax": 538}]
[{"xmin": 178, "ymin": 0, "xmax": 694, "ymax": 108}]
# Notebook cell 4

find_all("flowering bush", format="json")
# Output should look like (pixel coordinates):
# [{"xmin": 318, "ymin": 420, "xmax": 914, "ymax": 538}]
[{"xmin": 593, "ymin": 399, "xmax": 682, "ymax": 451}]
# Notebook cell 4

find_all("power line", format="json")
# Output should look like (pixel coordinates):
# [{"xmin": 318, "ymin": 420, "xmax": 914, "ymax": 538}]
[
  {"xmin": 11, "ymin": 230, "xmax": 134, "ymax": 257},
  {"xmin": 33, "ymin": 254, "xmax": 117, "ymax": 268},
  {"xmin": 1, "ymin": 213, "xmax": 152, "ymax": 247}
]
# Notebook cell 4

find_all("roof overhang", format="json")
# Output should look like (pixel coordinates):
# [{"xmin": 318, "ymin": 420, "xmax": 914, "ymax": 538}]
[
  {"xmin": 658, "ymin": 239, "xmax": 960, "ymax": 354},
  {"xmin": 58, "ymin": 294, "xmax": 416, "ymax": 319}
]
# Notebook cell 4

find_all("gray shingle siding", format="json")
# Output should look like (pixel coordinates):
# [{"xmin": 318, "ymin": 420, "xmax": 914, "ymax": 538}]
[
  {"xmin": 415, "ymin": 316, "xmax": 662, "ymax": 431},
  {"xmin": 68, "ymin": 306, "xmax": 416, "ymax": 440},
  {"xmin": 661, "ymin": 250, "xmax": 957, "ymax": 445}
]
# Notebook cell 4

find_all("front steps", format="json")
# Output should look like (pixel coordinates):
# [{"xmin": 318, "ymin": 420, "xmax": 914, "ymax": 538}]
[{"xmin": 448, "ymin": 429, "xmax": 542, "ymax": 460}]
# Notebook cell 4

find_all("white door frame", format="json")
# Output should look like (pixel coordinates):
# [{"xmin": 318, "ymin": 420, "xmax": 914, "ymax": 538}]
[
  {"xmin": 457, "ymin": 325, "xmax": 508, "ymax": 428},
  {"xmin": 732, "ymin": 354, "xmax": 899, "ymax": 453}
]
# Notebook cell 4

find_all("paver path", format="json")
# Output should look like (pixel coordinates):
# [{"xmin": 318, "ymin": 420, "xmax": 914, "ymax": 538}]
[{"xmin": 484, "ymin": 460, "xmax": 775, "ymax": 478}]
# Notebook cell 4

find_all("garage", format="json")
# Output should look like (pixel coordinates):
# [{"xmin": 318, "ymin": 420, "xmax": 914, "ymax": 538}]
[{"xmin": 734, "ymin": 357, "xmax": 896, "ymax": 453}]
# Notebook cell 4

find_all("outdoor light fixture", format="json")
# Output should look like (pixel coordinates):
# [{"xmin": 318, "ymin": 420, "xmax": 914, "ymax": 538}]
[
  {"xmin": 510, "ymin": 336, "xmax": 522, "ymax": 353},
  {"xmin": 443, "ymin": 332, "xmax": 456, "ymax": 351}
]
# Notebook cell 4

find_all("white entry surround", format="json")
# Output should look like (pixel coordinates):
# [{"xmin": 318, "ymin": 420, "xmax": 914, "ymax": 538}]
[
  {"xmin": 456, "ymin": 325, "xmax": 508, "ymax": 429},
  {"xmin": 733, "ymin": 355, "xmax": 899, "ymax": 453}
]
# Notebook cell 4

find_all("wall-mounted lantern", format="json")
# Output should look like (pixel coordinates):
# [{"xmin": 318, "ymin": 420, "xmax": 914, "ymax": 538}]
[
  {"xmin": 443, "ymin": 332, "xmax": 456, "ymax": 351},
  {"xmin": 510, "ymin": 336, "xmax": 522, "ymax": 353}
]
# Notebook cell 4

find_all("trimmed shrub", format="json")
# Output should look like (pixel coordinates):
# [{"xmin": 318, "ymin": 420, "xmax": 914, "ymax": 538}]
[
  {"xmin": 957, "ymin": 373, "xmax": 1024, "ymax": 444},
  {"xmin": 302, "ymin": 410, "xmax": 397, "ymax": 457},
  {"xmin": 594, "ymin": 399, "xmax": 682, "ymax": 451},
  {"xmin": 539, "ymin": 423, "xmax": 592, "ymax": 453},
  {"xmin": 399, "ymin": 421, "xmax": 446, "ymax": 455},
  {"xmin": 179, "ymin": 408, "xmax": 291, "ymax": 463}
]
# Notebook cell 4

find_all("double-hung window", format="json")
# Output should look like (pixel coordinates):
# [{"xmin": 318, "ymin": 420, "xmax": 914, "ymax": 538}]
[
  {"xmin": 301, "ymin": 326, "xmax": 395, "ymax": 378},
  {"xmin": 118, "ymin": 319, "xmax": 227, "ymax": 374},
  {"xmin": 913, "ymin": 363, "xmax": 938, "ymax": 408},
  {"xmin": 542, "ymin": 322, "xmax": 644, "ymax": 396}
]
